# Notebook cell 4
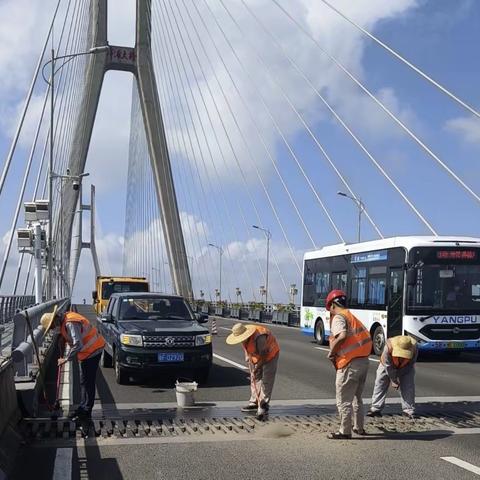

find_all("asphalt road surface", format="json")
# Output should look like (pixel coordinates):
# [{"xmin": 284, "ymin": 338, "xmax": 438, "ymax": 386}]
[
  {"xmin": 80, "ymin": 310, "xmax": 480, "ymax": 409},
  {"xmin": 10, "ymin": 307, "xmax": 480, "ymax": 480}
]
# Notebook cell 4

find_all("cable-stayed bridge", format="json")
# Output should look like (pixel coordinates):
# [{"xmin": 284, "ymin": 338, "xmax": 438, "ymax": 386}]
[
  {"xmin": 0, "ymin": 1, "xmax": 480, "ymax": 478},
  {"xmin": 0, "ymin": 0, "xmax": 479, "ymax": 305}
]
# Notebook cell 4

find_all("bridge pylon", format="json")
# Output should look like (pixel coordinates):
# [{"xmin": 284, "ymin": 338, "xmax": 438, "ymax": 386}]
[{"xmin": 61, "ymin": 0, "xmax": 193, "ymax": 300}]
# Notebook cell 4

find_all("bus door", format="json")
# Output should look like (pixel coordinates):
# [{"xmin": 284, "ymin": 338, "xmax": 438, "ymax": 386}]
[{"xmin": 387, "ymin": 267, "xmax": 404, "ymax": 337}]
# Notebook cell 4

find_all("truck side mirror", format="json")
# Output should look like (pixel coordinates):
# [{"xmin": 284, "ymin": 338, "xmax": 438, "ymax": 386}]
[
  {"xmin": 101, "ymin": 313, "xmax": 114, "ymax": 324},
  {"xmin": 407, "ymin": 267, "xmax": 417, "ymax": 286},
  {"xmin": 92, "ymin": 290, "xmax": 98, "ymax": 301},
  {"xmin": 195, "ymin": 313, "xmax": 209, "ymax": 324}
]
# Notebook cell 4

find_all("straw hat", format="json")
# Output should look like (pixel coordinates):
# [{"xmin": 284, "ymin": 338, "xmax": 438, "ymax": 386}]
[
  {"xmin": 391, "ymin": 335, "xmax": 417, "ymax": 359},
  {"xmin": 40, "ymin": 305, "xmax": 59, "ymax": 333},
  {"xmin": 226, "ymin": 323, "xmax": 256, "ymax": 345}
]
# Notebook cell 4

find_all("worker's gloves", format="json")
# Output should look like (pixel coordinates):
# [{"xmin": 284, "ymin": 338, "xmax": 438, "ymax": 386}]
[{"xmin": 390, "ymin": 381, "xmax": 400, "ymax": 390}]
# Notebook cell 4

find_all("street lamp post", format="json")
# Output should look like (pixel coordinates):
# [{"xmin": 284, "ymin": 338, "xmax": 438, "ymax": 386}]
[
  {"xmin": 43, "ymin": 45, "xmax": 109, "ymax": 298},
  {"xmin": 252, "ymin": 225, "xmax": 272, "ymax": 305},
  {"xmin": 208, "ymin": 243, "xmax": 223, "ymax": 303},
  {"xmin": 337, "ymin": 191, "xmax": 365, "ymax": 243},
  {"xmin": 51, "ymin": 170, "xmax": 89, "ymax": 297}
]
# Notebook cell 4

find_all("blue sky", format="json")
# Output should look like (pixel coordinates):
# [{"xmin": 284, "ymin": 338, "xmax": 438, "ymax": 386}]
[{"xmin": 0, "ymin": 0, "xmax": 479, "ymax": 303}]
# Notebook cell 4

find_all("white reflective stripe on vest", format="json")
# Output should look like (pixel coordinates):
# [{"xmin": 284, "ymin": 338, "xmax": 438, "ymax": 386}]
[
  {"xmin": 337, "ymin": 336, "xmax": 372, "ymax": 357},
  {"xmin": 80, "ymin": 328, "xmax": 101, "ymax": 354}
]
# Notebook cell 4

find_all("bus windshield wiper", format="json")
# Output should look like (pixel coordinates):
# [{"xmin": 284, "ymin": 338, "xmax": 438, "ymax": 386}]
[{"xmin": 419, "ymin": 314, "xmax": 435, "ymax": 323}]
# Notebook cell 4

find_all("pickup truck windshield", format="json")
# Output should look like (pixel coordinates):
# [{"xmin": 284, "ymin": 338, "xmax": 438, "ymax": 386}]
[{"xmin": 119, "ymin": 298, "xmax": 194, "ymax": 321}]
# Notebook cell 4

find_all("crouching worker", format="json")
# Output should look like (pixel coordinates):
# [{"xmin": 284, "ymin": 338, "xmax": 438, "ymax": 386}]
[
  {"xmin": 41, "ymin": 306, "xmax": 105, "ymax": 420},
  {"xmin": 367, "ymin": 335, "xmax": 418, "ymax": 419},
  {"xmin": 226, "ymin": 323, "xmax": 279, "ymax": 420}
]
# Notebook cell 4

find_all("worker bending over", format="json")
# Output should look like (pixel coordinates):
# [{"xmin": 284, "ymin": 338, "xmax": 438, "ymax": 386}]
[
  {"xmin": 326, "ymin": 290, "xmax": 372, "ymax": 440},
  {"xmin": 367, "ymin": 335, "xmax": 418, "ymax": 419},
  {"xmin": 226, "ymin": 323, "xmax": 280, "ymax": 420},
  {"xmin": 41, "ymin": 306, "xmax": 105, "ymax": 420}
]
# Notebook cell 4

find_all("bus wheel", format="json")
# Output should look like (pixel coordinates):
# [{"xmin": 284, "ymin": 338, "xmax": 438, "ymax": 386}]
[
  {"xmin": 372, "ymin": 325, "xmax": 385, "ymax": 356},
  {"xmin": 314, "ymin": 319, "xmax": 326, "ymax": 345}
]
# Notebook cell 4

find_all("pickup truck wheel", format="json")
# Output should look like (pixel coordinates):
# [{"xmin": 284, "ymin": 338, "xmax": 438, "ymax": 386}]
[
  {"xmin": 114, "ymin": 350, "xmax": 129, "ymax": 385},
  {"xmin": 101, "ymin": 349, "xmax": 113, "ymax": 368}
]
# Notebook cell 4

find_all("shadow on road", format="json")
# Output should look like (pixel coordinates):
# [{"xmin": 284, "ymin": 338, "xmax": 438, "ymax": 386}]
[{"xmin": 128, "ymin": 363, "xmax": 250, "ymax": 390}]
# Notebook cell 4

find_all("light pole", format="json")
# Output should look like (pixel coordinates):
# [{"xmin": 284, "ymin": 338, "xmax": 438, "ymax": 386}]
[
  {"xmin": 52, "ymin": 170, "xmax": 89, "ymax": 297},
  {"xmin": 42, "ymin": 45, "xmax": 109, "ymax": 299},
  {"xmin": 253, "ymin": 225, "xmax": 272, "ymax": 305},
  {"xmin": 337, "ymin": 191, "xmax": 364, "ymax": 243},
  {"xmin": 208, "ymin": 243, "xmax": 223, "ymax": 303}
]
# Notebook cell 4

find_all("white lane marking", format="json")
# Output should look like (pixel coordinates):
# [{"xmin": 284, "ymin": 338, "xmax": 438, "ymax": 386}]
[
  {"xmin": 314, "ymin": 346, "xmax": 380, "ymax": 362},
  {"xmin": 218, "ymin": 327, "xmax": 231, "ymax": 332},
  {"xmin": 212, "ymin": 353, "xmax": 248, "ymax": 370},
  {"xmin": 53, "ymin": 447, "xmax": 73, "ymax": 480},
  {"xmin": 441, "ymin": 457, "xmax": 480, "ymax": 476}
]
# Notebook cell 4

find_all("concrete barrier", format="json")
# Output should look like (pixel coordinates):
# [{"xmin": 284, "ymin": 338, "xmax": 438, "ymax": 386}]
[{"xmin": 0, "ymin": 359, "xmax": 21, "ymax": 478}]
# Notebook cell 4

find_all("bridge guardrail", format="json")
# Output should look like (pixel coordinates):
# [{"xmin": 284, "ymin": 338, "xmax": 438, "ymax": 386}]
[
  {"xmin": 192, "ymin": 301, "xmax": 300, "ymax": 328},
  {"xmin": 10, "ymin": 298, "xmax": 70, "ymax": 379},
  {"xmin": 0, "ymin": 296, "xmax": 35, "ymax": 325}
]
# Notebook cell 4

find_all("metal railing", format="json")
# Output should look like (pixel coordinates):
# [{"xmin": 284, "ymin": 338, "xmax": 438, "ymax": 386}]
[
  {"xmin": 0, "ymin": 296, "xmax": 35, "ymax": 324},
  {"xmin": 10, "ymin": 298, "xmax": 70, "ymax": 378},
  {"xmin": 192, "ymin": 301, "xmax": 301, "ymax": 328}
]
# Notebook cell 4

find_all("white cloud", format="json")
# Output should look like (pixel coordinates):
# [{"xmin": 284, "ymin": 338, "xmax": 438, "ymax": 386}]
[
  {"xmin": 155, "ymin": 0, "xmax": 420, "ymax": 184},
  {"xmin": 1, "ymin": 0, "xmax": 422, "ymax": 300},
  {"xmin": 445, "ymin": 115, "xmax": 480, "ymax": 145}
]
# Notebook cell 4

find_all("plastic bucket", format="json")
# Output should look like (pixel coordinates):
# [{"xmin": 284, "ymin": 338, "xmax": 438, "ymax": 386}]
[{"xmin": 175, "ymin": 380, "xmax": 198, "ymax": 407}]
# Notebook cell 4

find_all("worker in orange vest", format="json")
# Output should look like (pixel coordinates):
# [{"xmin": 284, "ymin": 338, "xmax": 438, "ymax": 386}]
[
  {"xmin": 326, "ymin": 290, "xmax": 372, "ymax": 439},
  {"xmin": 367, "ymin": 335, "xmax": 418, "ymax": 419},
  {"xmin": 41, "ymin": 305, "xmax": 105, "ymax": 420},
  {"xmin": 226, "ymin": 323, "xmax": 280, "ymax": 420}
]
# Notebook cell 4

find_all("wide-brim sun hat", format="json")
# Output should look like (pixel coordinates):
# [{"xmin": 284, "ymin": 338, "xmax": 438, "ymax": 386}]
[
  {"xmin": 40, "ymin": 305, "xmax": 58, "ymax": 333},
  {"xmin": 226, "ymin": 323, "xmax": 256, "ymax": 345},
  {"xmin": 391, "ymin": 335, "xmax": 416, "ymax": 359}
]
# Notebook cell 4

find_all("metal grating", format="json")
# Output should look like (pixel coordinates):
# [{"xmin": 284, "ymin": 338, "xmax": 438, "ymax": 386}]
[{"xmin": 19, "ymin": 408, "xmax": 480, "ymax": 441}]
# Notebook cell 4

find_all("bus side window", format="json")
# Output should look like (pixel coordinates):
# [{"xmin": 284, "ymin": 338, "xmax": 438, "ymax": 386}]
[
  {"xmin": 332, "ymin": 272, "xmax": 347, "ymax": 291},
  {"xmin": 350, "ymin": 267, "xmax": 367, "ymax": 306},
  {"xmin": 314, "ymin": 272, "xmax": 330, "ymax": 307}
]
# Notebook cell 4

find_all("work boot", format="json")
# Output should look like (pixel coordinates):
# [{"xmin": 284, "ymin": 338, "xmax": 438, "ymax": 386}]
[
  {"xmin": 402, "ymin": 411, "xmax": 417, "ymax": 420},
  {"xmin": 241, "ymin": 403, "xmax": 258, "ymax": 412},
  {"xmin": 366, "ymin": 410, "xmax": 382, "ymax": 418},
  {"xmin": 68, "ymin": 408, "xmax": 85, "ymax": 420}
]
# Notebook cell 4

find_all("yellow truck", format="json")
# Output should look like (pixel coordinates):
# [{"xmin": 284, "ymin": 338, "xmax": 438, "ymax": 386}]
[{"xmin": 92, "ymin": 276, "xmax": 149, "ymax": 315}]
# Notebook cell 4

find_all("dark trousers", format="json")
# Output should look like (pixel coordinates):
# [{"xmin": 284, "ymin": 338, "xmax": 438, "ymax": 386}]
[{"xmin": 79, "ymin": 352, "xmax": 101, "ymax": 413}]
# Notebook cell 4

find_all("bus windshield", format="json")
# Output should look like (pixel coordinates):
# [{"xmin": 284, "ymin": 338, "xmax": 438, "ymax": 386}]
[{"xmin": 407, "ymin": 247, "xmax": 480, "ymax": 314}]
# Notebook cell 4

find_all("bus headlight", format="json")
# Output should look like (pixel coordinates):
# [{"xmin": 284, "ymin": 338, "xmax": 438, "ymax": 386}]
[
  {"xmin": 120, "ymin": 334, "xmax": 143, "ymax": 347},
  {"xmin": 195, "ymin": 334, "xmax": 212, "ymax": 346}
]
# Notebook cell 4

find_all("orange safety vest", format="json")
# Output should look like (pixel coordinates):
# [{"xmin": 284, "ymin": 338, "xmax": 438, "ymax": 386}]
[
  {"xmin": 331, "ymin": 309, "xmax": 372, "ymax": 370},
  {"xmin": 60, "ymin": 311, "xmax": 105, "ymax": 362},
  {"xmin": 242, "ymin": 325, "xmax": 280, "ymax": 365},
  {"xmin": 380, "ymin": 338, "xmax": 413, "ymax": 369}
]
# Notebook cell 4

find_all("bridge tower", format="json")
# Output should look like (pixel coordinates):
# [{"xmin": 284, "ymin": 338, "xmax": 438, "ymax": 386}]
[{"xmin": 61, "ymin": 0, "xmax": 192, "ymax": 299}]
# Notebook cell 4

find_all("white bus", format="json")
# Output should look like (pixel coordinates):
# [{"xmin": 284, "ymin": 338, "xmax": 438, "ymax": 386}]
[{"xmin": 300, "ymin": 236, "xmax": 480, "ymax": 355}]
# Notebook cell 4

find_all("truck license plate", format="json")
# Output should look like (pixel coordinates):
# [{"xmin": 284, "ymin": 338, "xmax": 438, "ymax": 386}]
[{"xmin": 158, "ymin": 352, "xmax": 184, "ymax": 362}]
